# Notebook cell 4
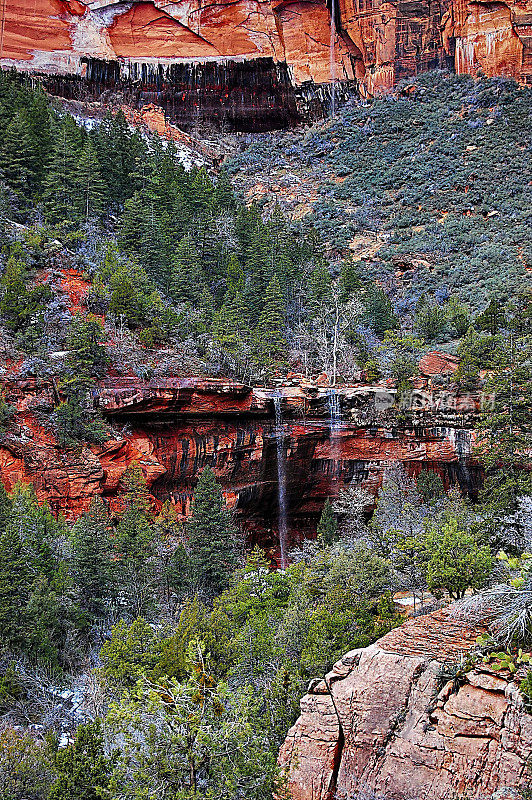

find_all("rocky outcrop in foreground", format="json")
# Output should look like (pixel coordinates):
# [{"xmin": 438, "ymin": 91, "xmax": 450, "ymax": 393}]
[{"xmin": 280, "ymin": 608, "xmax": 531, "ymax": 800}]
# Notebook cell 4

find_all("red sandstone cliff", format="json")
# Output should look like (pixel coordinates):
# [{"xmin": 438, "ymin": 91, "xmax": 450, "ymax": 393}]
[
  {"xmin": 279, "ymin": 607, "xmax": 532, "ymax": 800},
  {"xmin": 0, "ymin": 371, "xmax": 481, "ymax": 560},
  {"xmin": 0, "ymin": 0, "xmax": 529, "ymax": 109}
]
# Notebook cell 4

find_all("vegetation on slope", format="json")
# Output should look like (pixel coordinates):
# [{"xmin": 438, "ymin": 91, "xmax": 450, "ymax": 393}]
[
  {"xmin": 0, "ymin": 68, "xmax": 530, "ymax": 798},
  {"xmin": 228, "ymin": 71, "xmax": 532, "ymax": 310}
]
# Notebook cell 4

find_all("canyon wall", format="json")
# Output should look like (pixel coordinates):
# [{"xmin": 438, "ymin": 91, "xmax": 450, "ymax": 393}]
[
  {"xmin": 279, "ymin": 606, "xmax": 532, "ymax": 800},
  {"xmin": 0, "ymin": 0, "xmax": 530, "ymax": 129},
  {"xmin": 0, "ymin": 374, "xmax": 481, "ymax": 561}
]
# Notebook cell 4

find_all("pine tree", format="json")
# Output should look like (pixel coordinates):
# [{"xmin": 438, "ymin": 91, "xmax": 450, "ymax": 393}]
[
  {"xmin": 0, "ymin": 255, "xmax": 31, "ymax": 331},
  {"xmin": 214, "ymin": 169, "xmax": 235, "ymax": 210},
  {"xmin": 8, "ymin": 483, "xmax": 64, "ymax": 585},
  {"xmin": 187, "ymin": 466, "xmax": 240, "ymax": 595},
  {"xmin": 42, "ymin": 115, "xmax": 83, "ymax": 223},
  {"xmin": 190, "ymin": 167, "xmax": 214, "ymax": 217},
  {"xmin": 477, "ymin": 331, "xmax": 532, "ymax": 515},
  {"xmin": 226, "ymin": 253, "xmax": 244, "ymax": 296},
  {"xmin": 64, "ymin": 312, "xmax": 108, "ymax": 392},
  {"xmin": 213, "ymin": 291, "xmax": 249, "ymax": 354},
  {"xmin": 93, "ymin": 110, "xmax": 145, "ymax": 208},
  {"xmin": 0, "ymin": 524, "xmax": 29, "ymax": 649},
  {"xmin": 253, "ymin": 274, "xmax": 287, "ymax": 371},
  {"xmin": 364, "ymin": 287, "xmax": 399, "ymax": 337},
  {"xmin": 416, "ymin": 470, "xmax": 445, "ymax": 502},
  {"xmin": 317, "ymin": 499, "xmax": 338, "ymax": 546},
  {"xmin": 108, "ymin": 263, "xmax": 145, "ymax": 327},
  {"xmin": 0, "ymin": 111, "xmax": 41, "ymax": 199},
  {"xmin": 244, "ymin": 222, "xmax": 273, "ymax": 322},
  {"xmin": 340, "ymin": 259, "xmax": 362, "ymax": 298},
  {"xmin": 476, "ymin": 295, "xmax": 506, "ymax": 335},
  {"xmin": 71, "ymin": 497, "xmax": 116, "ymax": 617},
  {"xmin": 116, "ymin": 465, "xmax": 157, "ymax": 617},
  {"xmin": 74, "ymin": 139, "xmax": 106, "ymax": 222},
  {"xmin": 170, "ymin": 234, "xmax": 206, "ymax": 305},
  {"xmin": 309, "ymin": 262, "xmax": 333, "ymax": 305},
  {"xmin": 48, "ymin": 720, "xmax": 114, "ymax": 800},
  {"xmin": 0, "ymin": 480, "xmax": 11, "ymax": 531},
  {"xmin": 119, "ymin": 191, "xmax": 148, "ymax": 258}
]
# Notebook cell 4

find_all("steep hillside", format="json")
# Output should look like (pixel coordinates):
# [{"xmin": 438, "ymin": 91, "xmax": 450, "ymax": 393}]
[{"xmin": 228, "ymin": 72, "xmax": 532, "ymax": 310}]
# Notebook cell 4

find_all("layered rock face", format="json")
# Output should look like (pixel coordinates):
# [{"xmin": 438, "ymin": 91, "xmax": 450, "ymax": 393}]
[
  {"xmin": 0, "ymin": 0, "xmax": 530, "ymax": 130},
  {"xmin": 279, "ymin": 607, "xmax": 532, "ymax": 800},
  {"xmin": 0, "ymin": 374, "xmax": 481, "ymax": 558}
]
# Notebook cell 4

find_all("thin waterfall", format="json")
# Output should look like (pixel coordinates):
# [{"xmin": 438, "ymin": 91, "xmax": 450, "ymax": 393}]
[
  {"xmin": 327, "ymin": 388, "xmax": 341, "ymax": 482},
  {"xmin": 273, "ymin": 394, "xmax": 288, "ymax": 569},
  {"xmin": 330, "ymin": 0, "xmax": 336, "ymax": 118}
]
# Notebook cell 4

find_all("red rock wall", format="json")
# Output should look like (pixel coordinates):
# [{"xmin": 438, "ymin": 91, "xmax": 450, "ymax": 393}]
[
  {"xmin": 0, "ymin": 0, "xmax": 529, "ymax": 112},
  {"xmin": 280, "ymin": 607, "xmax": 532, "ymax": 800},
  {"xmin": 0, "ymin": 377, "xmax": 481, "ymax": 562}
]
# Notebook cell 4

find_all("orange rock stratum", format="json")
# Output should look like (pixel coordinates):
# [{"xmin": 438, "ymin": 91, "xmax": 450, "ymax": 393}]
[{"xmin": 0, "ymin": 0, "xmax": 530, "ymax": 101}]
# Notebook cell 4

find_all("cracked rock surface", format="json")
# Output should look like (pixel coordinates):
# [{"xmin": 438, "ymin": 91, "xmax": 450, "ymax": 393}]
[{"xmin": 279, "ymin": 608, "xmax": 532, "ymax": 800}]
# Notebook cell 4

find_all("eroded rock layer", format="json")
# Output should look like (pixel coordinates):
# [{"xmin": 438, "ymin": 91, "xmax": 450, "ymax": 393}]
[
  {"xmin": 0, "ymin": 376, "xmax": 481, "ymax": 559},
  {"xmin": 279, "ymin": 607, "xmax": 532, "ymax": 800},
  {"xmin": 0, "ymin": 0, "xmax": 529, "ymax": 129}
]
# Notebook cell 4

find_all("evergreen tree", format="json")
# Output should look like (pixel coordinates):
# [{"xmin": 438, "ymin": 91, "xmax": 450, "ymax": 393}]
[
  {"xmin": 244, "ymin": 221, "xmax": 274, "ymax": 322},
  {"xmin": 235, "ymin": 203, "xmax": 261, "ymax": 261},
  {"xmin": 340, "ymin": 259, "xmax": 362, "ymax": 298},
  {"xmin": 416, "ymin": 470, "xmax": 445, "ymax": 503},
  {"xmin": 214, "ymin": 169, "xmax": 235, "ymax": 210},
  {"xmin": 118, "ymin": 191, "xmax": 148, "ymax": 258},
  {"xmin": 226, "ymin": 253, "xmax": 244, "ymax": 296},
  {"xmin": 42, "ymin": 115, "xmax": 83, "ymax": 223},
  {"xmin": 477, "ymin": 332, "xmax": 532, "ymax": 516},
  {"xmin": 0, "ymin": 111, "xmax": 41, "ymax": 199},
  {"xmin": 170, "ymin": 234, "xmax": 206, "ymax": 305},
  {"xmin": 253, "ymin": 274, "xmax": 287, "ymax": 371},
  {"xmin": 0, "ymin": 254, "xmax": 31, "ymax": 331},
  {"xmin": 190, "ymin": 167, "xmax": 214, "ymax": 217},
  {"xmin": 213, "ymin": 291, "xmax": 249, "ymax": 354},
  {"xmin": 187, "ymin": 467, "xmax": 240, "ymax": 595},
  {"xmin": 108, "ymin": 262, "xmax": 146, "ymax": 327},
  {"xmin": 317, "ymin": 499, "xmax": 338, "ymax": 546},
  {"xmin": 446, "ymin": 296, "xmax": 470, "ymax": 336},
  {"xmin": 426, "ymin": 518, "xmax": 492, "ymax": 600},
  {"xmin": 476, "ymin": 295, "xmax": 506, "ymax": 335},
  {"xmin": 93, "ymin": 110, "xmax": 145, "ymax": 208},
  {"xmin": 48, "ymin": 720, "xmax": 115, "ymax": 800},
  {"xmin": 0, "ymin": 523, "xmax": 29, "ymax": 649},
  {"xmin": 364, "ymin": 287, "xmax": 399, "ymax": 337},
  {"xmin": 64, "ymin": 313, "xmax": 108, "ymax": 391},
  {"xmin": 7, "ymin": 483, "xmax": 64, "ymax": 585},
  {"xmin": 0, "ymin": 480, "xmax": 11, "ymax": 531},
  {"xmin": 309, "ymin": 262, "xmax": 333, "ymax": 306},
  {"xmin": 414, "ymin": 295, "xmax": 446, "ymax": 342},
  {"xmin": 71, "ymin": 497, "xmax": 116, "ymax": 617},
  {"xmin": 116, "ymin": 465, "xmax": 157, "ymax": 617},
  {"xmin": 74, "ymin": 139, "xmax": 106, "ymax": 222}
]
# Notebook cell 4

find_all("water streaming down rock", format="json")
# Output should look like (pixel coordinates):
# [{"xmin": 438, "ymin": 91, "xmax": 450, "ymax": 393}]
[
  {"xmin": 273, "ymin": 394, "xmax": 288, "ymax": 568},
  {"xmin": 327, "ymin": 388, "xmax": 342, "ymax": 484}
]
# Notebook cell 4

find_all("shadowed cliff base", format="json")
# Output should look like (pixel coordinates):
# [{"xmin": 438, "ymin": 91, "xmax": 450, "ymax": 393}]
[{"xmin": 39, "ymin": 58, "xmax": 357, "ymax": 132}]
